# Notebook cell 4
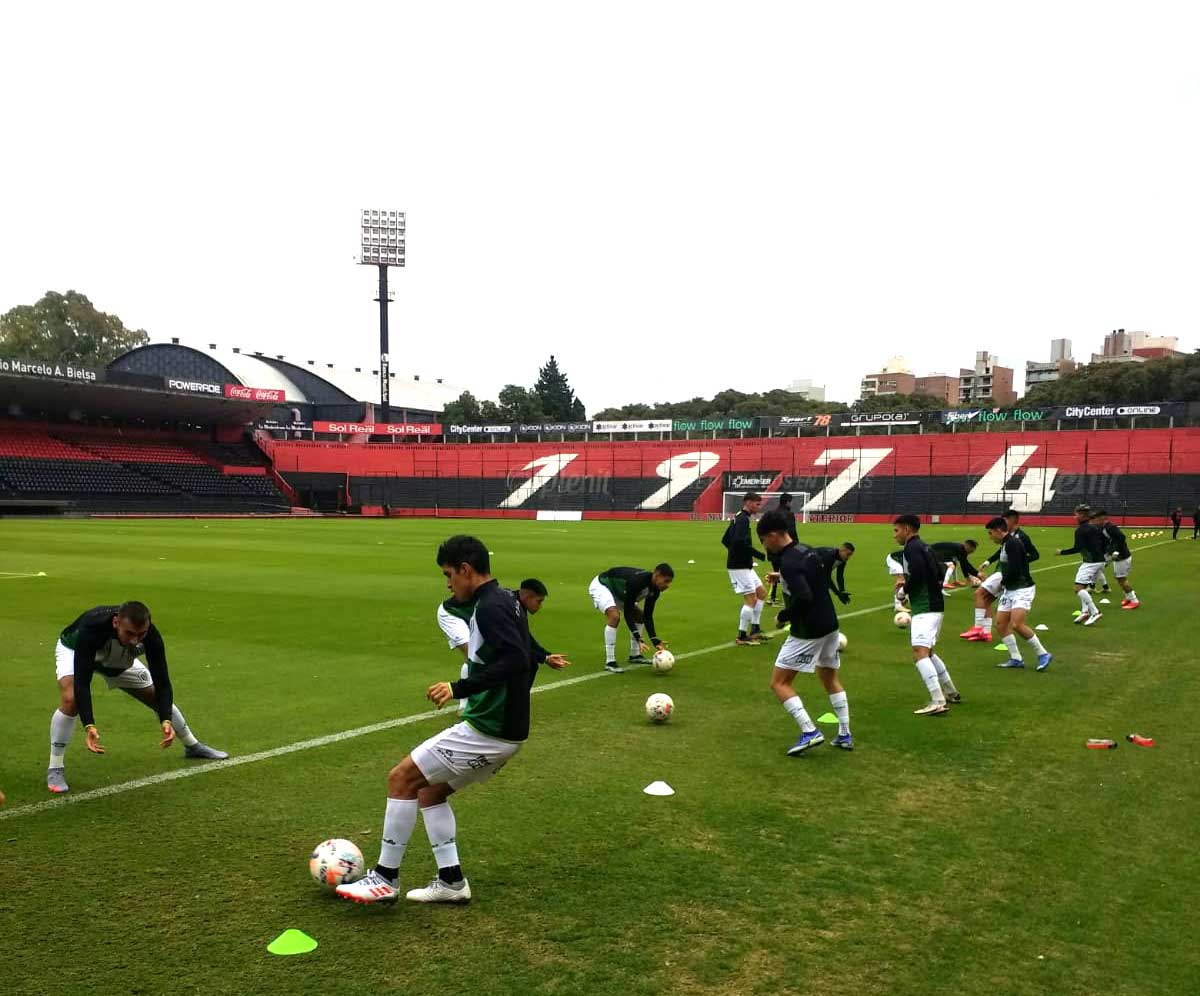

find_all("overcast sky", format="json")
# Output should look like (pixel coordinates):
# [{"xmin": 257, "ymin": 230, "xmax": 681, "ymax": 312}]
[{"xmin": 1, "ymin": 2, "xmax": 1196, "ymax": 411}]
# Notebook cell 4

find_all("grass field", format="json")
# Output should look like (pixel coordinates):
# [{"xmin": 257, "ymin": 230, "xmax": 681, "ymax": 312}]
[{"xmin": 1, "ymin": 517, "xmax": 1197, "ymax": 996}]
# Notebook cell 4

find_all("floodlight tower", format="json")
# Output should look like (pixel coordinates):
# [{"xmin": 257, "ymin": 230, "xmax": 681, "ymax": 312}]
[{"xmin": 360, "ymin": 210, "xmax": 406, "ymax": 412}]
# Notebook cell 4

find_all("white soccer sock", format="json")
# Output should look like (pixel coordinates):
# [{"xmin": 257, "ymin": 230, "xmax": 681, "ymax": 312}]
[
  {"xmin": 49, "ymin": 709, "xmax": 75, "ymax": 767},
  {"xmin": 782, "ymin": 694, "xmax": 815, "ymax": 732},
  {"xmin": 630, "ymin": 625, "xmax": 643, "ymax": 656},
  {"xmin": 915, "ymin": 658, "xmax": 945, "ymax": 703},
  {"xmin": 829, "ymin": 690, "xmax": 850, "ymax": 736},
  {"xmin": 604, "ymin": 624, "xmax": 618, "ymax": 662},
  {"xmin": 420, "ymin": 802, "xmax": 460, "ymax": 875},
  {"xmin": 1079, "ymin": 589, "xmax": 1098, "ymax": 614},
  {"xmin": 982, "ymin": 613, "xmax": 993, "ymax": 634},
  {"xmin": 751, "ymin": 600, "xmax": 764, "ymax": 626},
  {"xmin": 460, "ymin": 662, "xmax": 469, "ymax": 681},
  {"xmin": 931, "ymin": 654, "xmax": 957, "ymax": 694},
  {"xmin": 974, "ymin": 608, "xmax": 986, "ymax": 627},
  {"xmin": 378, "ymin": 797, "xmax": 419, "ymax": 871},
  {"xmin": 739, "ymin": 605, "xmax": 754, "ymax": 634},
  {"xmin": 1002, "ymin": 634, "xmax": 1021, "ymax": 662},
  {"xmin": 1127, "ymin": 590, "xmax": 1137, "ymax": 602},
  {"xmin": 944, "ymin": 565, "xmax": 956, "ymax": 586},
  {"xmin": 894, "ymin": 597, "xmax": 905, "ymax": 611},
  {"xmin": 171, "ymin": 705, "xmax": 199, "ymax": 747},
  {"xmin": 1026, "ymin": 635, "xmax": 1047, "ymax": 656}
]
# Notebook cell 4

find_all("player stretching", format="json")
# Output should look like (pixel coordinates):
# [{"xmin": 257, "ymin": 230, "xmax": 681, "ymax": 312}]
[
  {"xmin": 931, "ymin": 539, "xmax": 982, "ymax": 592},
  {"xmin": 723, "ymin": 492, "xmax": 770, "ymax": 644},
  {"xmin": 986, "ymin": 517, "xmax": 1053, "ymax": 671},
  {"xmin": 588, "ymin": 565, "xmax": 673, "ymax": 672},
  {"xmin": 893, "ymin": 516, "xmax": 961, "ymax": 715},
  {"xmin": 757, "ymin": 510, "xmax": 853, "ymax": 753},
  {"xmin": 46, "ymin": 601, "xmax": 228, "ymax": 794},
  {"xmin": 1091, "ymin": 511, "xmax": 1139, "ymax": 609},
  {"xmin": 962, "ymin": 509, "xmax": 1039, "ymax": 642},
  {"xmin": 338, "ymin": 536, "xmax": 568, "ymax": 906},
  {"xmin": 1056, "ymin": 504, "xmax": 1106, "ymax": 625},
  {"xmin": 766, "ymin": 493, "xmax": 799, "ymax": 604}
]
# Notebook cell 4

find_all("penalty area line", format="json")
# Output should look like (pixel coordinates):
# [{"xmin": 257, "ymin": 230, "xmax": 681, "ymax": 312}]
[{"xmin": 0, "ymin": 538, "xmax": 1175, "ymax": 822}]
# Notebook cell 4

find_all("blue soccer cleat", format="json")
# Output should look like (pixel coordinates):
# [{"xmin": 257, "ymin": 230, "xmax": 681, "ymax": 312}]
[
  {"xmin": 997, "ymin": 658, "xmax": 1025, "ymax": 669},
  {"xmin": 1036, "ymin": 653, "xmax": 1053, "ymax": 672},
  {"xmin": 786, "ymin": 729, "xmax": 825, "ymax": 756},
  {"xmin": 831, "ymin": 733, "xmax": 854, "ymax": 751}
]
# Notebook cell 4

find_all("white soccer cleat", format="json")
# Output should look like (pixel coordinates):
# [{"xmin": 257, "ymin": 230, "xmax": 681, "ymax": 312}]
[
  {"xmin": 913, "ymin": 701, "xmax": 949, "ymax": 716},
  {"xmin": 336, "ymin": 869, "xmax": 399, "ymax": 904},
  {"xmin": 405, "ymin": 877, "xmax": 472, "ymax": 903},
  {"xmin": 1083, "ymin": 611, "xmax": 1103, "ymax": 626},
  {"xmin": 47, "ymin": 767, "xmax": 69, "ymax": 794}
]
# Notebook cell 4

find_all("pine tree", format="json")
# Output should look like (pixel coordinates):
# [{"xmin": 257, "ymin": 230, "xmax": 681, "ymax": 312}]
[{"xmin": 534, "ymin": 355, "xmax": 584, "ymax": 420}]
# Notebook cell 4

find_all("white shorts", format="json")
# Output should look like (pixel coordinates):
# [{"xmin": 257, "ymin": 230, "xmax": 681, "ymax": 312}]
[
  {"xmin": 410, "ymin": 720, "xmax": 521, "ymax": 791},
  {"xmin": 998, "ymin": 585, "xmax": 1036, "ymax": 613},
  {"xmin": 727, "ymin": 569, "xmax": 762, "ymax": 595},
  {"xmin": 436, "ymin": 604, "xmax": 470, "ymax": 650},
  {"xmin": 910, "ymin": 612, "xmax": 943, "ymax": 649},
  {"xmin": 980, "ymin": 573, "xmax": 1004, "ymax": 597},
  {"xmin": 54, "ymin": 640, "xmax": 153, "ymax": 689},
  {"xmin": 1112, "ymin": 556, "xmax": 1132, "ymax": 579},
  {"xmin": 588, "ymin": 576, "xmax": 617, "ymax": 613},
  {"xmin": 773, "ymin": 631, "xmax": 841, "ymax": 673},
  {"xmin": 1074, "ymin": 562, "xmax": 1105, "ymax": 586},
  {"xmin": 885, "ymin": 553, "xmax": 906, "ymax": 577}
]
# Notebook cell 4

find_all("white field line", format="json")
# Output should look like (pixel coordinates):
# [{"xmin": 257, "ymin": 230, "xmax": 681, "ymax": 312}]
[
  {"xmin": 0, "ymin": 572, "xmax": 44, "ymax": 580},
  {"xmin": 0, "ymin": 538, "xmax": 1177, "ymax": 823}
]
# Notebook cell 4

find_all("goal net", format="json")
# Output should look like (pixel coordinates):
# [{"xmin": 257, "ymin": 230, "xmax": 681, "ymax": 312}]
[{"xmin": 721, "ymin": 491, "xmax": 811, "ymax": 522}]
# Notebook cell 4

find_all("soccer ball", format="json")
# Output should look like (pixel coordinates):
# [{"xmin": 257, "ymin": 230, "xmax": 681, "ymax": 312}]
[
  {"xmin": 837, "ymin": 632, "xmax": 848, "ymax": 652},
  {"xmin": 645, "ymin": 692, "xmax": 674, "ymax": 723},
  {"xmin": 894, "ymin": 611, "xmax": 912, "ymax": 628},
  {"xmin": 309, "ymin": 838, "xmax": 365, "ymax": 890},
  {"xmin": 651, "ymin": 649, "xmax": 675, "ymax": 673}
]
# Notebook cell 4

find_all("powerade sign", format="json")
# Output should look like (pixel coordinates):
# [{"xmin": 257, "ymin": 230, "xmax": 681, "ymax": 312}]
[
  {"xmin": 167, "ymin": 378, "xmax": 222, "ymax": 395},
  {"xmin": 723, "ymin": 472, "xmax": 779, "ymax": 490},
  {"xmin": 672, "ymin": 417, "xmax": 755, "ymax": 431},
  {"xmin": 942, "ymin": 408, "xmax": 1050, "ymax": 424},
  {"xmin": 0, "ymin": 356, "xmax": 101, "ymax": 383}
]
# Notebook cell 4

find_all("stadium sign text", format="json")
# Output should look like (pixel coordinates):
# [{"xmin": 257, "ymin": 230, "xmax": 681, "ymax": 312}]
[
  {"xmin": 842, "ymin": 412, "xmax": 922, "ymax": 426},
  {"xmin": 779, "ymin": 414, "xmax": 832, "ymax": 427},
  {"xmin": 672, "ymin": 417, "xmax": 755, "ymax": 431},
  {"xmin": 448, "ymin": 423, "xmax": 515, "ymax": 435},
  {"xmin": 225, "ymin": 384, "xmax": 286, "ymax": 402},
  {"xmin": 167, "ymin": 378, "xmax": 221, "ymax": 395},
  {"xmin": 516, "ymin": 421, "xmax": 591, "ymax": 434},
  {"xmin": 942, "ymin": 408, "xmax": 1049, "ymax": 424},
  {"xmin": 723, "ymin": 472, "xmax": 778, "ymax": 490},
  {"xmin": 313, "ymin": 421, "xmax": 442, "ymax": 435},
  {"xmin": 592, "ymin": 419, "xmax": 673, "ymax": 433},
  {"xmin": 0, "ymin": 357, "xmax": 101, "ymax": 383}
]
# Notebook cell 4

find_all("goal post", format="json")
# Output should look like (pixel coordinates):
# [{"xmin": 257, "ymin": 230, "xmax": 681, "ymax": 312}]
[{"xmin": 722, "ymin": 491, "xmax": 811, "ymax": 522}]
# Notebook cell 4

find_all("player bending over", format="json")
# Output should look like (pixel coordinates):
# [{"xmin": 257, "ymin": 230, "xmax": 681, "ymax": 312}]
[
  {"xmin": 985, "ymin": 517, "xmax": 1053, "ymax": 671},
  {"xmin": 722, "ymin": 492, "xmax": 771, "ymax": 644},
  {"xmin": 757, "ymin": 510, "xmax": 853, "ymax": 753},
  {"xmin": 893, "ymin": 516, "xmax": 961, "ymax": 716},
  {"xmin": 930, "ymin": 539, "xmax": 982, "ymax": 591},
  {"xmin": 1056, "ymin": 504, "xmax": 1107, "ymax": 625},
  {"xmin": 338, "ymin": 536, "xmax": 568, "ymax": 906},
  {"xmin": 588, "ymin": 565, "xmax": 673, "ymax": 672},
  {"xmin": 47, "ymin": 601, "xmax": 228, "ymax": 794}
]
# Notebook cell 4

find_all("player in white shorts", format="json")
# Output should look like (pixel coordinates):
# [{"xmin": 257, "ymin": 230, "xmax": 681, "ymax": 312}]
[
  {"xmin": 1091, "ymin": 510, "xmax": 1139, "ymax": 609},
  {"xmin": 985, "ymin": 517, "xmax": 1052, "ymax": 671},
  {"xmin": 964, "ymin": 509, "xmax": 1042, "ymax": 642},
  {"xmin": 338, "ymin": 536, "xmax": 568, "ymax": 908},
  {"xmin": 722, "ymin": 492, "xmax": 771, "ymax": 644},
  {"xmin": 1056, "ymin": 505, "xmax": 1106, "ymax": 625}
]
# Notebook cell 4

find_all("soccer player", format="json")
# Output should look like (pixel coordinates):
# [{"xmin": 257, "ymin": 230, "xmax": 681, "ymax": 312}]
[
  {"xmin": 1091, "ymin": 511, "xmax": 1139, "ymax": 609},
  {"xmin": 1193, "ymin": 504, "xmax": 1200, "ymax": 540},
  {"xmin": 985, "ymin": 517, "xmax": 1053, "ymax": 671},
  {"xmin": 722, "ymin": 492, "xmax": 770, "ymax": 644},
  {"xmin": 1170, "ymin": 506, "xmax": 1183, "ymax": 540},
  {"xmin": 892, "ymin": 515, "xmax": 961, "ymax": 715},
  {"xmin": 1056, "ymin": 504, "xmax": 1107, "ymax": 625},
  {"xmin": 931, "ymin": 539, "xmax": 982, "ymax": 591},
  {"xmin": 338, "ymin": 536, "xmax": 568, "ymax": 906},
  {"xmin": 766, "ymin": 493, "xmax": 800, "ymax": 604},
  {"xmin": 962, "ymin": 509, "xmax": 1040, "ymax": 642},
  {"xmin": 588, "ymin": 565, "xmax": 673, "ymax": 672},
  {"xmin": 756, "ymin": 510, "xmax": 853, "ymax": 753},
  {"xmin": 47, "ymin": 601, "xmax": 228, "ymax": 794}
]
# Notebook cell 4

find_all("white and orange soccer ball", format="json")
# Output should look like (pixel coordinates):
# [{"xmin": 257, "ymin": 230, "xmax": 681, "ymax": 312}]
[
  {"xmin": 645, "ymin": 693, "xmax": 674, "ymax": 723},
  {"xmin": 310, "ymin": 838, "xmax": 365, "ymax": 890},
  {"xmin": 894, "ymin": 611, "xmax": 912, "ymax": 628},
  {"xmin": 651, "ymin": 649, "xmax": 675, "ymax": 673}
]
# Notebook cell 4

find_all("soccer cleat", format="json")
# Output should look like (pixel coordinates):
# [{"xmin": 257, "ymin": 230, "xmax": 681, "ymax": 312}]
[
  {"xmin": 47, "ymin": 767, "xmax": 69, "ymax": 794},
  {"xmin": 959, "ymin": 626, "xmax": 983, "ymax": 639},
  {"xmin": 1121, "ymin": 600, "xmax": 1140, "ymax": 610},
  {"xmin": 997, "ymin": 658, "xmax": 1025, "ymax": 669},
  {"xmin": 913, "ymin": 701, "xmax": 949, "ymax": 716},
  {"xmin": 1073, "ymin": 611, "xmax": 1090, "ymax": 625},
  {"xmin": 786, "ymin": 729, "xmax": 825, "ymax": 755},
  {"xmin": 1100, "ymin": 586, "xmax": 1111, "ymax": 594},
  {"xmin": 405, "ymin": 877, "xmax": 472, "ymax": 903},
  {"xmin": 831, "ymin": 733, "xmax": 854, "ymax": 750},
  {"xmin": 1083, "ymin": 612, "xmax": 1103, "ymax": 626},
  {"xmin": 944, "ymin": 691, "xmax": 963, "ymax": 704},
  {"xmin": 749, "ymin": 628, "xmax": 773, "ymax": 642},
  {"xmin": 734, "ymin": 636, "xmax": 760, "ymax": 646},
  {"xmin": 1036, "ymin": 653, "xmax": 1053, "ymax": 672},
  {"xmin": 626, "ymin": 654, "xmax": 648, "ymax": 665},
  {"xmin": 604, "ymin": 661, "xmax": 625, "ymax": 674},
  {"xmin": 336, "ymin": 869, "xmax": 399, "ymax": 905},
  {"xmin": 970, "ymin": 630, "xmax": 993, "ymax": 642},
  {"xmin": 184, "ymin": 742, "xmax": 229, "ymax": 760}
]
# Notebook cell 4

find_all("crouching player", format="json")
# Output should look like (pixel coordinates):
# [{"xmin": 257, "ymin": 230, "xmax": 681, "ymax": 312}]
[
  {"xmin": 986, "ymin": 518, "xmax": 1053, "ymax": 671},
  {"xmin": 756, "ymin": 510, "xmax": 853, "ymax": 754}
]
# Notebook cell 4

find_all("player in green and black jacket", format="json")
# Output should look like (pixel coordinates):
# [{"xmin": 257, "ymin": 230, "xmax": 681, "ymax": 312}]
[
  {"xmin": 588, "ymin": 565, "xmax": 674, "ymax": 672},
  {"xmin": 985, "ymin": 517, "xmax": 1052, "ymax": 671},
  {"xmin": 1056, "ymin": 504, "xmax": 1107, "ymax": 625}
]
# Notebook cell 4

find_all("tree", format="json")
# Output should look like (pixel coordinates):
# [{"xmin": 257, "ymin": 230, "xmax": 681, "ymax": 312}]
[
  {"xmin": 852, "ymin": 391, "xmax": 947, "ymax": 413},
  {"xmin": 497, "ymin": 384, "xmax": 544, "ymax": 422},
  {"xmin": 442, "ymin": 390, "xmax": 482, "ymax": 423},
  {"xmin": 0, "ymin": 290, "xmax": 149, "ymax": 365},
  {"xmin": 534, "ymin": 355, "xmax": 585, "ymax": 420},
  {"xmin": 1024, "ymin": 351, "xmax": 1200, "ymax": 406}
]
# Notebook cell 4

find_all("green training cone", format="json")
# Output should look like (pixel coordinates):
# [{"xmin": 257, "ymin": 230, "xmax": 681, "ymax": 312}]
[
  {"xmin": 816, "ymin": 712, "xmax": 838, "ymax": 724},
  {"xmin": 993, "ymin": 643, "xmax": 1008, "ymax": 652},
  {"xmin": 268, "ymin": 929, "xmax": 318, "ymax": 956}
]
